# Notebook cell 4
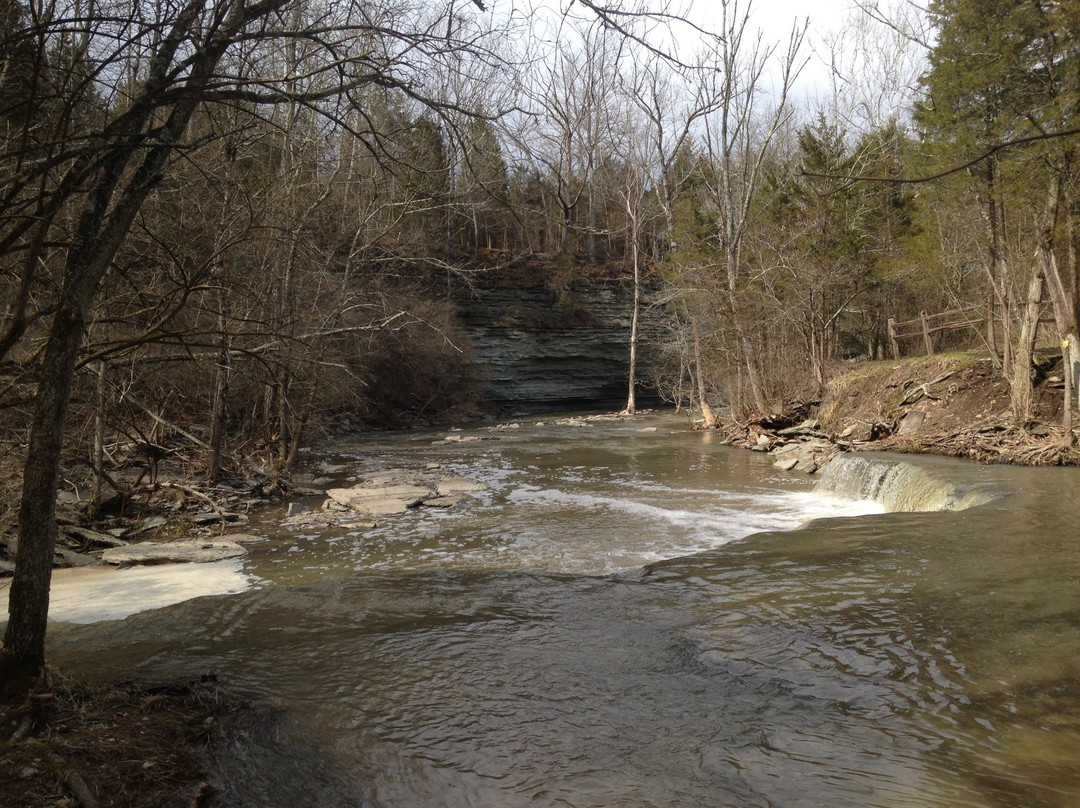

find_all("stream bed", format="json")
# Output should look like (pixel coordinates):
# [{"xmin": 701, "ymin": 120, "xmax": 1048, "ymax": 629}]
[{"xmin": 41, "ymin": 412, "xmax": 1080, "ymax": 807}]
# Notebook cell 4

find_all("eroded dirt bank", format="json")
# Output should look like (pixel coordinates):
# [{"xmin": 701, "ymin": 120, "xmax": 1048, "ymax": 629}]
[{"xmin": 725, "ymin": 351, "xmax": 1080, "ymax": 467}]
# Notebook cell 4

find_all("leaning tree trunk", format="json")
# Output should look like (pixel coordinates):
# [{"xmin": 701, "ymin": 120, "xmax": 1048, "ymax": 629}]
[
  {"xmin": 725, "ymin": 249, "xmax": 767, "ymax": 414},
  {"xmin": 1, "ymin": 298, "xmax": 88, "ymax": 686},
  {"xmin": 736, "ymin": 327, "xmax": 767, "ymax": 413}
]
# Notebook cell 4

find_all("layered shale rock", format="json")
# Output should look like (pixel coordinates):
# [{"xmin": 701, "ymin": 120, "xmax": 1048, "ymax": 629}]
[{"xmin": 453, "ymin": 280, "xmax": 658, "ymax": 411}]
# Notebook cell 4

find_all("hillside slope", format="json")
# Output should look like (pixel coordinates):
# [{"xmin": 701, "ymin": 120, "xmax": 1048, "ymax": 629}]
[{"xmin": 813, "ymin": 351, "xmax": 1078, "ymax": 465}]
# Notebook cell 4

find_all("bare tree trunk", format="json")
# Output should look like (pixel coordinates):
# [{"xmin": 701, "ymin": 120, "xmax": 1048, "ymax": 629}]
[
  {"xmin": 693, "ymin": 318, "xmax": 718, "ymax": 428},
  {"xmin": 276, "ymin": 374, "xmax": 291, "ymax": 468},
  {"xmin": 90, "ymin": 360, "xmax": 107, "ymax": 519},
  {"xmin": 1064, "ymin": 335, "xmax": 1075, "ymax": 446},
  {"xmin": 985, "ymin": 159, "xmax": 1011, "ymax": 375},
  {"xmin": 283, "ymin": 385, "xmax": 316, "ymax": 473},
  {"xmin": 588, "ymin": 183, "xmax": 597, "ymax": 263},
  {"xmin": 1, "ymin": 302, "xmax": 85, "ymax": 686},
  {"xmin": 1011, "ymin": 270, "xmax": 1043, "ymax": 425},
  {"xmin": 739, "ymin": 330, "xmax": 767, "ymax": 412},
  {"xmin": 625, "ymin": 244, "xmax": 640, "ymax": 416},
  {"xmin": 207, "ymin": 290, "xmax": 230, "ymax": 482},
  {"xmin": 1035, "ymin": 174, "xmax": 1080, "ymax": 437},
  {"xmin": 2, "ymin": 2, "xmax": 260, "ymax": 685}
]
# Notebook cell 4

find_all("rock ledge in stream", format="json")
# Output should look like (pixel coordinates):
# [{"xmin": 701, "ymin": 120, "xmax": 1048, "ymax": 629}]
[
  {"xmin": 319, "ymin": 472, "xmax": 487, "ymax": 517},
  {"xmin": 722, "ymin": 418, "xmax": 842, "ymax": 475},
  {"xmin": 102, "ymin": 539, "xmax": 248, "ymax": 565}
]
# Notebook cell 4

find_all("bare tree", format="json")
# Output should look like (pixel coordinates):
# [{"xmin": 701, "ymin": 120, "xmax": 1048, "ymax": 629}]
[
  {"xmin": 608, "ymin": 63, "xmax": 661, "ymax": 414},
  {"xmin": 0, "ymin": 0, "xmax": 502, "ymax": 691},
  {"xmin": 695, "ymin": 0, "xmax": 806, "ymax": 414},
  {"xmin": 816, "ymin": 0, "xmax": 928, "ymax": 136},
  {"xmin": 516, "ymin": 16, "xmax": 622, "ymax": 260}
]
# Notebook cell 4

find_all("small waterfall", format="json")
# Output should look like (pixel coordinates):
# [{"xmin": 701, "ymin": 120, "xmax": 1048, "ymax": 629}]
[{"xmin": 815, "ymin": 454, "xmax": 993, "ymax": 512}]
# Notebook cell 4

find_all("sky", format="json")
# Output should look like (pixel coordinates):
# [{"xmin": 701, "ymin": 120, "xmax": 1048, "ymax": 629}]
[
  {"xmin": 519, "ymin": 0, "xmax": 925, "ymax": 122},
  {"xmin": 704, "ymin": 0, "xmax": 863, "ymax": 93},
  {"xmin": 752, "ymin": 0, "xmax": 855, "ymax": 37},
  {"xmin": 709, "ymin": 0, "xmax": 928, "ymax": 122}
]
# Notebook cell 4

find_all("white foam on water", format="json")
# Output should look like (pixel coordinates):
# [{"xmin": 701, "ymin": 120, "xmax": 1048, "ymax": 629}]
[
  {"xmin": 30, "ymin": 560, "xmax": 258, "ymax": 624},
  {"xmin": 791, "ymin": 491, "xmax": 886, "ymax": 519},
  {"xmin": 497, "ymin": 485, "xmax": 889, "ymax": 571}
]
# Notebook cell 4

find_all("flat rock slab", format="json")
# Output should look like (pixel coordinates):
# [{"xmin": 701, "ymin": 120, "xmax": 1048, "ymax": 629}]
[
  {"xmin": 55, "ymin": 548, "xmax": 98, "ymax": 568},
  {"xmin": 62, "ymin": 526, "xmax": 129, "ymax": 548},
  {"xmin": 320, "ymin": 471, "xmax": 487, "ymax": 516},
  {"xmin": 102, "ymin": 539, "xmax": 248, "ymax": 565},
  {"xmin": 326, "ymin": 484, "xmax": 433, "ymax": 515},
  {"xmin": 348, "ymin": 495, "xmax": 418, "ymax": 516}
]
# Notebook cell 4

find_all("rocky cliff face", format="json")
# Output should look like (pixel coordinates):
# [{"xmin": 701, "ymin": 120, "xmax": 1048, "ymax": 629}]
[{"xmin": 453, "ymin": 281, "xmax": 651, "ymax": 412}]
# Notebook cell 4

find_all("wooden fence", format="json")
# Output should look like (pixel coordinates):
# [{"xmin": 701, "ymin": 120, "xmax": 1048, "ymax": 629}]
[{"xmin": 887, "ymin": 302, "xmax": 991, "ymax": 358}]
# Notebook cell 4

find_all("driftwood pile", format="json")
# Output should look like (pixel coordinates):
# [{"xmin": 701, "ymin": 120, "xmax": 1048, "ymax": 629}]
[{"xmin": 2, "ymin": 474, "xmax": 284, "ymax": 573}]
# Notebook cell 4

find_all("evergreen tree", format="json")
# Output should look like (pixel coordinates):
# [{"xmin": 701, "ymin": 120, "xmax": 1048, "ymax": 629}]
[{"xmin": 918, "ymin": 0, "xmax": 1080, "ymax": 423}]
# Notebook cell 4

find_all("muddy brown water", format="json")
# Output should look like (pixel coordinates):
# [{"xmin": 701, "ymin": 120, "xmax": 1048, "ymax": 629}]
[{"xmin": 40, "ymin": 412, "xmax": 1080, "ymax": 807}]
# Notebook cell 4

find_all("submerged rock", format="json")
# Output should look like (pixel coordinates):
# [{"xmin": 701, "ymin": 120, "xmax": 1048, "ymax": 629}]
[
  {"xmin": 285, "ymin": 502, "xmax": 311, "ymax": 518},
  {"xmin": 224, "ymin": 533, "xmax": 268, "ymax": 545},
  {"xmin": 435, "ymin": 476, "xmax": 487, "ymax": 496},
  {"xmin": 282, "ymin": 510, "xmax": 375, "ymax": 531},
  {"xmin": 421, "ymin": 495, "xmax": 466, "ymax": 508}
]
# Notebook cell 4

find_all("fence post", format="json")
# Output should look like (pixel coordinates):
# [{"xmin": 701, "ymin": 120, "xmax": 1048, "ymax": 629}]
[
  {"xmin": 887, "ymin": 317, "xmax": 900, "ymax": 359},
  {"xmin": 921, "ymin": 310, "xmax": 934, "ymax": 355}
]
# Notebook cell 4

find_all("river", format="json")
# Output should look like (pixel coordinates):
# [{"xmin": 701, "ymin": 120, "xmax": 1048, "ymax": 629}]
[{"xmin": 41, "ymin": 411, "xmax": 1080, "ymax": 807}]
